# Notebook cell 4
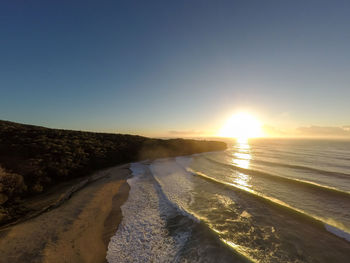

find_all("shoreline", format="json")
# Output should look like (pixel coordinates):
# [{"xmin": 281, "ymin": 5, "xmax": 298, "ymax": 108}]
[{"xmin": 0, "ymin": 164, "xmax": 131, "ymax": 263}]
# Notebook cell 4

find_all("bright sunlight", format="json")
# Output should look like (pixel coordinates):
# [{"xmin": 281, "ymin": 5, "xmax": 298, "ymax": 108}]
[{"xmin": 219, "ymin": 112, "xmax": 263, "ymax": 141}]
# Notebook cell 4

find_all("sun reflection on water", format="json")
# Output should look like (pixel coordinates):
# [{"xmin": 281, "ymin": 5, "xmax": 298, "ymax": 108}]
[
  {"xmin": 232, "ymin": 139, "xmax": 252, "ymax": 189},
  {"xmin": 233, "ymin": 154, "xmax": 250, "ymax": 169},
  {"xmin": 232, "ymin": 140, "xmax": 251, "ymax": 169}
]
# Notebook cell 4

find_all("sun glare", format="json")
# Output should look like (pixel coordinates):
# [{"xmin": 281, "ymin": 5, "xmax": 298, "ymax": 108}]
[{"xmin": 219, "ymin": 112, "xmax": 263, "ymax": 141}]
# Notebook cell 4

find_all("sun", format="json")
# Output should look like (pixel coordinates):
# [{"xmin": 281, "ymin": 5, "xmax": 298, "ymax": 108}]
[{"xmin": 219, "ymin": 112, "xmax": 263, "ymax": 141}]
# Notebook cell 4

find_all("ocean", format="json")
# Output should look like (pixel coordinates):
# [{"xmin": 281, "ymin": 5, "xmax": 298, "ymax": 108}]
[{"xmin": 107, "ymin": 139, "xmax": 350, "ymax": 262}]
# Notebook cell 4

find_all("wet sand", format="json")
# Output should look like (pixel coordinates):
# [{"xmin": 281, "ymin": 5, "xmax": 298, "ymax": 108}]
[{"xmin": 0, "ymin": 164, "xmax": 130, "ymax": 263}]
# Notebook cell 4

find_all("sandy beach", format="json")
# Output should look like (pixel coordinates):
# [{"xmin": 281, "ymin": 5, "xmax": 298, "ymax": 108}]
[{"xmin": 0, "ymin": 165, "xmax": 130, "ymax": 263}]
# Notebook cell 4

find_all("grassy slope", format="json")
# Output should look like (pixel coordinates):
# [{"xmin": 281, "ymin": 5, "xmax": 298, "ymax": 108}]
[{"xmin": 0, "ymin": 120, "xmax": 226, "ymax": 224}]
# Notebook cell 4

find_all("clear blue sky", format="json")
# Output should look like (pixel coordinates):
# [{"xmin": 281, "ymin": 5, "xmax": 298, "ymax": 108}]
[{"xmin": 1, "ymin": 1, "xmax": 350, "ymax": 137}]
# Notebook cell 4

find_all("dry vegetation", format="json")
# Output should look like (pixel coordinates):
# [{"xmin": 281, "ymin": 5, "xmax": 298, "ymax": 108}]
[{"xmin": 0, "ymin": 120, "xmax": 226, "ymax": 224}]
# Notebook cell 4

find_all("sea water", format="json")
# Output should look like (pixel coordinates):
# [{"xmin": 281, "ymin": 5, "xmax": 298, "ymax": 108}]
[{"xmin": 107, "ymin": 139, "xmax": 350, "ymax": 262}]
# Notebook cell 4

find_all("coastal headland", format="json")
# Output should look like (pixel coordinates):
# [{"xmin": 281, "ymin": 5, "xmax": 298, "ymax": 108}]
[{"xmin": 0, "ymin": 120, "xmax": 226, "ymax": 262}]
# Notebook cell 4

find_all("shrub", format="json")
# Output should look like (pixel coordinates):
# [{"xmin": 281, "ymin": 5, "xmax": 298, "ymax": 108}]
[{"xmin": 0, "ymin": 166, "xmax": 27, "ymax": 204}]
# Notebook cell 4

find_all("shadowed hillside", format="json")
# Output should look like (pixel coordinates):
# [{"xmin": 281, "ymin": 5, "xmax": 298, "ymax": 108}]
[{"xmin": 0, "ymin": 120, "xmax": 226, "ymax": 224}]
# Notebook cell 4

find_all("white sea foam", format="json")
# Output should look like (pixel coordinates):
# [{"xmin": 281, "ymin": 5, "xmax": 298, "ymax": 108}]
[
  {"xmin": 150, "ymin": 158, "xmax": 200, "ymax": 222},
  {"xmin": 325, "ymin": 224, "xmax": 350, "ymax": 242},
  {"xmin": 106, "ymin": 163, "xmax": 190, "ymax": 263}
]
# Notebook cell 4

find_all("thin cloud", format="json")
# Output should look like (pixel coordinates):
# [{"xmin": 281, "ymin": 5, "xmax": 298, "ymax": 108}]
[{"xmin": 296, "ymin": 125, "xmax": 350, "ymax": 137}]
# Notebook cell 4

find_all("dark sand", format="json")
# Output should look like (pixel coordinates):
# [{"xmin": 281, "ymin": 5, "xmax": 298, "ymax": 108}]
[{"xmin": 0, "ymin": 165, "xmax": 130, "ymax": 263}]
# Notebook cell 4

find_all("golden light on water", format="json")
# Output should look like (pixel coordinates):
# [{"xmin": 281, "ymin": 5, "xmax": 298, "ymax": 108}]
[
  {"xmin": 232, "ymin": 139, "xmax": 251, "ymax": 169},
  {"xmin": 231, "ymin": 139, "xmax": 252, "ymax": 190},
  {"xmin": 219, "ymin": 112, "xmax": 263, "ymax": 141},
  {"xmin": 233, "ymin": 154, "xmax": 250, "ymax": 169},
  {"xmin": 234, "ymin": 172, "xmax": 250, "ymax": 189}
]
